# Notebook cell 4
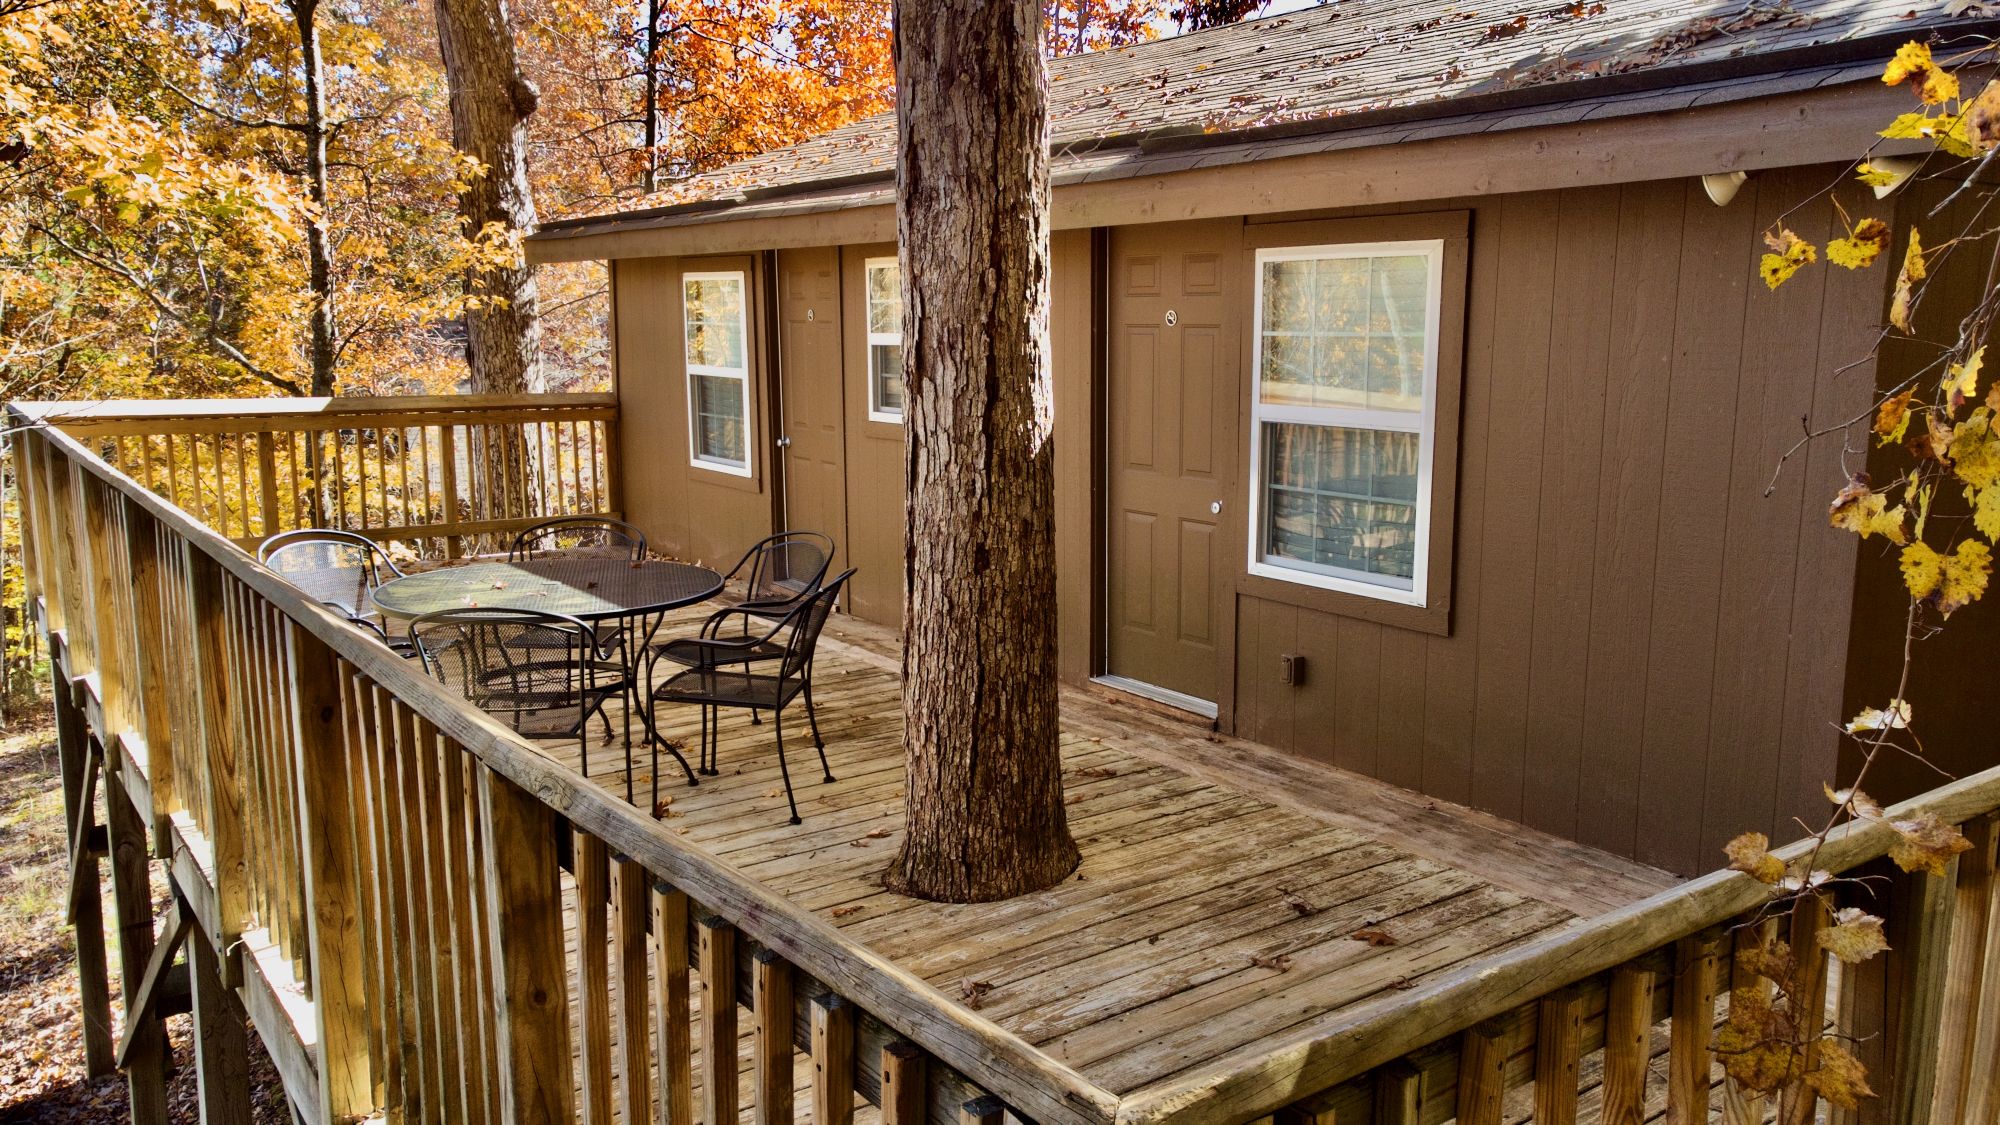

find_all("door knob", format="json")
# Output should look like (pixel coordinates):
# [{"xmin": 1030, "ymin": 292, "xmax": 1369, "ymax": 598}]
[
  {"xmin": 776, "ymin": 436, "xmax": 792, "ymax": 448},
  {"xmin": 1210, "ymin": 500, "xmax": 1223, "ymax": 515}
]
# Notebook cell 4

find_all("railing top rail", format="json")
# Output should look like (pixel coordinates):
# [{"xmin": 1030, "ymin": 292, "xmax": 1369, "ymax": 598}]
[
  {"xmin": 11, "ymin": 392, "xmax": 616, "ymax": 427},
  {"xmin": 6, "ymin": 400, "xmax": 1120, "ymax": 1125},
  {"xmin": 1113, "ymin": 759, "xmax": 2000, "ymax": 1125}
]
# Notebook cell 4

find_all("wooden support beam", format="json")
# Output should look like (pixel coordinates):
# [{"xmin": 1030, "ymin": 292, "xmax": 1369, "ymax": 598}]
[
  {"xmin": 754, "ymin": 950, "xmax": 796, "ymax": 1125},
  {"xmin": 576, "ymin": 831, "xmax": 614, "ymax": 1125},
  {"xmin": 1667, "ymin": 929, "xmax": 1723, "ymax": 1125},
  {"xmin": 64, "ymin": 742, "xmax": 102, "ymax": 923},
  {"xmin": 1932, "ymin": 817, "xmax": 1996, "ymax": 1125},
  {"xmin": 478, "ymin": 764, "xmax": 575, "ymax": 1124},
  {"xmin": 189, "ymin": 921, "xmax": 252, "ymax": 1125},
  {"xmin": 613, "ymin": 858, "xmax": 653, "ymax": 1125},
  {"xmin": 882, "ymin": 1041, "xmax": 929, "ymax": 1125},
  {"xmin": 103, "ymin": 750, "xmax": 169, "ymax": 1122},
  {"xmin": 1889, "ymin": 860, "xmax": 1958, "ymax": 1125},
  {"xmin": 1602, "ymin": 964, "xmax": 1656, "ymax": 1125},
  {"xmin": 50, "ymin": 666, "xmax": 114, "ymax": 1075},
  {"xmin": 1454, "ymin": 1019, "xmax": 1506, "ymax": 1125},
  {"xmin": 1779, "ymin": 895, "xmax": 1831, "ymax": 1125},
  {"xmin": 115, "ymin": 898, "xmax": 189, "ymax": 1068},
  {"xmin": 1374, "ymin": 1060, "xmax": 1423, "ymax": 1125},
  {"xmin": 813, "ymin": 993, "xmax": 858, "ymax": 1125},
  {"xmin": 653, "ymin": 882, "xmax": 693, "ymax": 1125},
  {"xmin": 1534, "ymin": 988, "xmax": 1583, "ymax": 1125},
  {"xmin": 288, "ymin": 622, "xmax": 374, "ymax": 1119},
  {"xmin": 699, "ymin": 914, "xmax": 740, "ymax": 1125}
]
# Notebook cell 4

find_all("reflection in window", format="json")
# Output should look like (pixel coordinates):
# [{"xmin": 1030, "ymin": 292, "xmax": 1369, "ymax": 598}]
[
  {"xmin": 683, "ymin": 272, "xmax": 750, "ymax": 474},
  {"xmin": 865, "ymin": 258, "xmax": 904, "ymax": 420},
  {"xmin": 1250, "ymin": 244, "xmax": 1441, "ymax": 600}
]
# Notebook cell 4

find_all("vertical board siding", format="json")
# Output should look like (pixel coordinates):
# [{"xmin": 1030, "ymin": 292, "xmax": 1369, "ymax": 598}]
[{"xmin": 1228, "ymin": 175, "xmax": 1866, "ymax": 876}]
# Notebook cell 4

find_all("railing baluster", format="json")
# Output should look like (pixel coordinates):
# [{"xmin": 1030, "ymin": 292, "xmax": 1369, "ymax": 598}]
[
  {"xmin": 578, "ymin": 831, "xmax": 616, "ymax": 1124},
  {"xmin": 1666, "ymin": 929, "xmax": 1722, "ymax": 1125},
  {"xmin": 1533, "ymin": 987, "xmax": 1582, "ymax": 1125},
  {"xmin": 1778, "ymin": 895, "xmax": 1830, "ymax": 1125},
  {"xmin": 1374, "ymin": 1060, "xmax": 1423, "ymax": 1125},
  {"xmin": 1888, "ymin": 859, "xmax": 1958, "ymax": 1125},
  {"xmin": 1453, "ymin": 1019, "xmax": 1505, "ymax": 1125},
  {"xmin": 812, "ymin": 993, "xmax": 857, "ymax": 1125},
  {"xmin": 478, "ymin": 763, "xmax": 576, "ymax": 1124},
  {"xmin": 698, "ymin": 913, "xmax": 740, "ymax": 1125},
  {"xmin": 753, "ymin": 949, "xmax": 795, "ymax": 1125},
  {"xmin": 1602, "ymin": 964, "xmax": 1655, "ymax": 1125},
  {"xmin": 613, "ymin": 857, "xmax": 653, "ymax": 1123},
  {"xmin": 882, "ymin": 1041, "xmax": 928, "ymax": 1125},
  {"xmin": 655, "ymin": 882, "xmax": 695, "ymax": 1125},
  {"xmin": 1933, "ymin": 816, "xmax": 1997, "ymax": 1123}
]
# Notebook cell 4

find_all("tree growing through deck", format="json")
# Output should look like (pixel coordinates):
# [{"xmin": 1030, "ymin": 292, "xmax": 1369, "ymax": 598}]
[{"xmin": 887, "ymin": 0, "xmax": 1080, "ymax": 902}]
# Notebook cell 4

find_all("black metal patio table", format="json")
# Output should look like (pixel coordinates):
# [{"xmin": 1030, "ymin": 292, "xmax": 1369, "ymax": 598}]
[{"xmin": 371, "ymin": 557, "xmax": 724, "ymax": 803}]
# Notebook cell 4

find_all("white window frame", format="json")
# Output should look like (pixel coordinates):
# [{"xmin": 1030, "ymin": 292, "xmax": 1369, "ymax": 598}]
[
  {"xmin": 864, "ymin": 256, "xmax": 904, "ymax": 423},
  {"xmin": 682, "ymin": 269, "xmax": 753, "ymax": 477},
  {"xmin": 1245, "ymin": 240, "xmax": 1445, "ymax": 607}
]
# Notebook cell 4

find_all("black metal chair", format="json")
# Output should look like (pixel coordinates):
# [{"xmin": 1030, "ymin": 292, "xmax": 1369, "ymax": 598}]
[
  {"xmin": 258, "ymin": 528, "xmax": 408, "ymax": 649},
  {"xmin": 509, "ymin": 516, "xmax": 648, "ymax": 562},
  {"xmin": 408, "ymin": 607, "xmax": 631, "ymax": 752},
  {"xmin": 642, "ymin": 570, "xmax": 855, "ymax": 824},
  {"xmin": 655, "ymin": 531, "xmax": 834, "ymax": 693}
]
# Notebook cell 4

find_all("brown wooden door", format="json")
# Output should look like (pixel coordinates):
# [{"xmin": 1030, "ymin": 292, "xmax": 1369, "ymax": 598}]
[
  {"xmin": 776, "ymin": 248, "xmax": 847, "ymax": 551},
  {"xmin": 1105, "ymin": 221, "xmax": 1240, "ymax": 710}
]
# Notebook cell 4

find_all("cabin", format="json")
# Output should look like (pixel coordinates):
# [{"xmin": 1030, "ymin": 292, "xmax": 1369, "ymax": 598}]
[
  {"xmin": 14, "ymin": 4, "xmax": 2000, "ymax": 1125},
  {"xmin": 526, "ymin": 1, "xmax": 2000, "ymax": 877}
]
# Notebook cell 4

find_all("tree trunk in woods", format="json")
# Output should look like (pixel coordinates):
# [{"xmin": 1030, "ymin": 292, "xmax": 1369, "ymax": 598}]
[
  {"xmin": 290, "ymin": 0, "xmax": 338, "ymax": 397},
  {"xmin": 886, "ymin": 0, "xmax": 1078, "ymax": 903},
  {"xmin": 433, "ymin": 0, "xmax": 544, "ymax": 396}
]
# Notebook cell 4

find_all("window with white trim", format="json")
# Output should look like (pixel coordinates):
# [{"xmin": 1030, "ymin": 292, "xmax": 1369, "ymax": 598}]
[
  {"xmin": 864, "ymin": 257, "xmax": 904, "ymax": 421},
  {"xmin": 1247, "ymin": 241, "xmax": 1443, "ymax": 606},
  {"xmin": 682, "ymin": 270, "xmax": 751, "ymax": 475}
]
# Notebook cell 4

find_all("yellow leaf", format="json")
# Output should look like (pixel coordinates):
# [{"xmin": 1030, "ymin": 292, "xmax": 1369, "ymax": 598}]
[
  {"xmin": 1888, "ymin": 813, "xmax": 1974, "ymax": 875},
  {"xmin": 1823, "ymin": 783, "xmax": 1886, "ymax": 819},
  {"xmin": 1944, "ymin": 345, "xmax": 1985, "ymax": 406},
  {"xmin": 1875, "ymin": 389, "xmax": 1916, "ymax": 446},
  {"xmin": 1855, "ymin": 162, "xmax": 1900, "ymax": 188},
  {"xmin": 1760, "ymin": 228, "xmax": 1817, "ymax": 289},
  {"xmin": 1845, "ymin": 700, "xmax": 1911, "ymax": 735},
  {"xmin": 1890, "ymin": 228, "xmax": 1926, "ymax": 332},
  {"xmin": 1828, "ymin": 478, "xmax": 1909, "ymax": 544},
  {"xmin": 1883, "ymin": 41, "xmax": 1959, "ymax": 104},
  {"xmin": 1900, "ymin": 539, "xmax": 1992, "ymax": 614},
  {"xmin": 1805, "ymin": 1039, "xmax": 1876, "ymax": 1109},
  {"xmin": 1950, "ymin": 410, "xmax": 2000, "ymax": 489},
  {"xmin": 1968, "ymin": 79, "xmax": 2000, "ymax": 149},
  {"xmin": 1725, "ymin": 831, "xmax": 1786, "ymax": 884},
  {"xmin": 1881, "ymin": 110, "xmax": 1979, "ymax": 157},
  {"xmin": 1716, "ymin": 984, "xmax": 1802, "ymax": 1093},
  {"xmin": 1972, "ymin": 484, "xmax": 2000, "ymax": 542},
  {"xmin": 1818, "ymin": 907, "xmax": 1890, "ymax": 964},
  {"xmin": 1827, "ymin": 218, "xmax": 1891, "ymax": 269}
]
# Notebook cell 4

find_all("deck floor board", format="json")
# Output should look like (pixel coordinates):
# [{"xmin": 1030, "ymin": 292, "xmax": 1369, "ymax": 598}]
[{"xmin": 535, "ymin": 608, "xmax": 1676, "ymax": 1106}]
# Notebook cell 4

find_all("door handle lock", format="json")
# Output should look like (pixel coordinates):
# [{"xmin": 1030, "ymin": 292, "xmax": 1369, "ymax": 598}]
[
  {"xmin": 1210, "ymin": 500, "xmax": 1223, "ymax": 515},
  {"xmin": 776, "ymin": 436, "xmax": 793, "ymax": 448}
]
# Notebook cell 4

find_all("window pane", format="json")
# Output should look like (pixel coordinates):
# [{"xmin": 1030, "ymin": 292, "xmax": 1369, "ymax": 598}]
[
  {"xmin": 871, "ymin": 343, "xmax": 904, "ymax": 414},
  {"xmin": 1261, "ymin": 422, "xmax": 1419, "ymax": 583},
  {"xmin": 867, "ymin": 263, "xmax": 901, "ymax": 334},
  {"xmin": 1258, "ymin": 251, "xmax": 1430, "ymax": 413},
  {"xmin": 693, "ymin": 374, "xmax": 746, "ymax": 465},
  {"xmin": 683, "ymin": 276, "xmax": 745, "ymax": 369}
]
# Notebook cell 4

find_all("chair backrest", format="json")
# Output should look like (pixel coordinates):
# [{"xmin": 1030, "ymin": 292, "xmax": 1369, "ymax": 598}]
[
  {"xmin": 777, "ymin": 569, "xmax": 855, "ymax": 684},
  {"xmin": 510, "ymin": 516, "xmax": 648, "ymax": 562},
  {"xmin": 738, "ymin": 530, "xmax": 834, "ymax": 608},
  {"xmin": 408, "ymin": 607, "xmax": 604, "ymax": 716},
  {"xmin": 258, "ymin": 529, "xmax": 404, "ymax": 619}
]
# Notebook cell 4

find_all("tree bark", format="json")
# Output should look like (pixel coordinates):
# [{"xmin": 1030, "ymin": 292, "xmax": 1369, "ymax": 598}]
[
  {"xmin": 290, "ymin": 0, "xmax": 337, "ymax": 396},
  {"xmin": 641, "ymin": 0, "xmax": 662, "ymax": 195},
  {"xmin": 433, "ymin": 0, "xmax": 544, "ymax": 394},
  {"xmin": 887, "ymin": 0, "xmax": 1078, "ymax": 903}
]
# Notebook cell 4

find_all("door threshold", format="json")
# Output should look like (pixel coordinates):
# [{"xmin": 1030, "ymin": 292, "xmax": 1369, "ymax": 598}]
[{"xmin": 1090, "ymin": 675, "xmax": 1220, "ymax": 720}]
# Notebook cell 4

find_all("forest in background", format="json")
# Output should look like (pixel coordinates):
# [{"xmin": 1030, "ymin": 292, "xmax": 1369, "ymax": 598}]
[{"xmin": 0, "ymin": 0, "xmax": 1247, "ymax": 407}]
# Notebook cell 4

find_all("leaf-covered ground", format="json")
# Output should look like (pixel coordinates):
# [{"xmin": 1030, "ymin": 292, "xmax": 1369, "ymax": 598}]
[{"xmin": 0, "ymin": 712, "xmax": 289, "ymax": 1123}]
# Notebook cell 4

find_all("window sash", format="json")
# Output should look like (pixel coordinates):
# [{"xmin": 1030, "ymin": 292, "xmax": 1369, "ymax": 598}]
[
  {"xmin": 683, "ymin": 270, "xmax": 752, "ymax": 476},
  {"xmin": 865, "ymin": 257, "xmax": 903, "ymax": 422},
  {"xmin": 1246, "ymin": 240, "xmax": 1443, "ymax": 606}
]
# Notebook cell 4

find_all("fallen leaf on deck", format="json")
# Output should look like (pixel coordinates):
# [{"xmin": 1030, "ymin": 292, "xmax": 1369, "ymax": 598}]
[
  {"xmin": 763, "ymin": 788, "xmax": 781, "ymax": 799},
  {"xmin": 1352, "ymin": 928, "xmax": 1398, "ymax": 946},
  {"xmin": 958, "ymin": 979, "xmax": 995, "ymax": 1008},
  {"xmin": 1251, "ymin": 953, "xmax": 1295, "ymax": 972},
  {"xmin": 1073, "ymin": 766, "xmax": 1119, "ymax": 779},
  {"xmin": 830, "ymin": 905, "xmax": 863, "ymax": 918},
  {"xmin": 864, "ymin": 827, "xmax": 889, "ymax": 839},
  {"xmin": 848, "ymin": 839, "xmax": 871, "ymax": 848}
]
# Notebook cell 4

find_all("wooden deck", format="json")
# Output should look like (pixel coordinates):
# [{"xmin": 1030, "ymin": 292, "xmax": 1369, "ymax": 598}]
[{"xmin": 552, "ymin": 609, "xmax": 1677, "ymax": 1112}]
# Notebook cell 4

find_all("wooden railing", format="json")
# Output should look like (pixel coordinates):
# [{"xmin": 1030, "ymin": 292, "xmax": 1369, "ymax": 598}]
[
  {"xmin": 9, "ymin": 404, "xmax": 1098, "ymax": 1125},
  {"xmin": 13, "ymin": 393, "xmax": 622, "ymax": 556}
]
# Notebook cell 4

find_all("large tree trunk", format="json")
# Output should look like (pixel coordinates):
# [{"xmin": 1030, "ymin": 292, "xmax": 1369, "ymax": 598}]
[
  {"xmin": 434, "ymin": 0, "xmax": 543, "ymax": 395},
  {"xmin": 291, "ymin": 0, "xmax": 337, "ymax": 397},
  {"xmin": 887, "ymin": 0, "xmax": 1078, "ymax": 903}
]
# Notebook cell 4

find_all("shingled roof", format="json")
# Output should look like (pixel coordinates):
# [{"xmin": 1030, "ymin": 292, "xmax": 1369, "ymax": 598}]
[{"xmin": 533, "ymin": 0, "xmax": 1998, "ymax": 240}]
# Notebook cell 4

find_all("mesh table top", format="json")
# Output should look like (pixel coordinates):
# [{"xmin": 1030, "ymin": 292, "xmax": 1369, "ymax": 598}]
[{"xmin": 371, "ymin": 558, "xmax": 724, "ymax": 622}]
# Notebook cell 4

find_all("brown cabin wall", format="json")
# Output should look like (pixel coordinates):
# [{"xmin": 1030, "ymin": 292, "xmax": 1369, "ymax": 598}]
[{"xmin": 609, "ymin": 167, "xmax": 1894, "ymax": 876}]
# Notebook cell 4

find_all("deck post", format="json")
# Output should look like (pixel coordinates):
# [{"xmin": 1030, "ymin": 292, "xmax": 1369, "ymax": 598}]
[
  {"xmin": 189, "ymin": 912, "xmax": 253, "ymax": 1125},
  {"xmin": 1374, "ymin": 1060, "xmax": 1424, "ymax": 1125},
  {"xmin": 613, "ymin": 858, "xmax": 653, "ymax": 1123},
  {"xmin": 1666, "ymin": 929, "xmax": 1722, "ymax": 1125},
  {"xmin": 576, "ymin": 832, "xmax": 614, "ymax": 1124},
  {"xmin": 753, "ymin": 949, "xmax": 796, "ymax": 1125},
  {"xmin": 1887, "ymin": 859, "xmax": 1958, "ymax": 1125},
  {"xmin": 1602, "ymin": 964, "xmax": 1655, "ymax": 1125},
  {"xmin": 103, "ymin": 738, "xmax": 170, "ymax": 1122},
  {"xmin": 52, "ymin": 661, "xmax": 115, "ymax": 1074},
  {"xmin": 652, "ymin": 881, "xmax": 694, "ymax": 1125},
  {"xmin": 881, "ymin": 1040, "xmax": 929, "ymax": 1125},
  {"xmin": 1930, "ymin": 816, "xmax": 1996, "ymax": 1124},
  {"xmin": 812, "ymin": 992, "xmax": 857, "ymax": 1125},
  {"xmin": 1533, "ymin": 988, "xmax": 1583, "ymax": 1125},
  {"xmin": 478, "ymin": 763, "xmax": 575, "ymax": 1125},
  {"xmin": 698, "ymin": 914, "xmax": 740, "ymax": 1125},
  {"xmin": 1454, "ymin": 1018, "xmax": 1506, "ymax": 1125},
  {"xmin": 287, "ymin": 620, "xmax": 375, "ymax": 1120}
]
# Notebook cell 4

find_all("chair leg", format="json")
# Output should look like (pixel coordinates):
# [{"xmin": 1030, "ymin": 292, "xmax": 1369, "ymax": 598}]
[
  {"xmin": 804, "ymin": 678, "xmax": 833, "ymax": 784},
  {"xmin": 636, "ymin": 691, "xmax": 697, "ymax": 789},
  {"xmin": 773, "ymin": 705, "xmax": 801, "ymax": 826}
]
